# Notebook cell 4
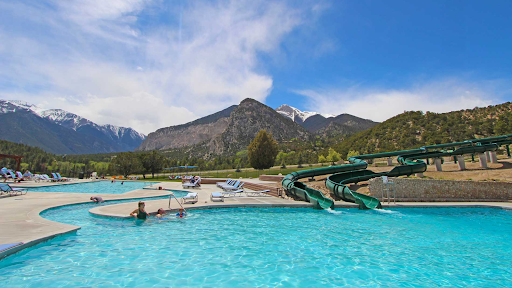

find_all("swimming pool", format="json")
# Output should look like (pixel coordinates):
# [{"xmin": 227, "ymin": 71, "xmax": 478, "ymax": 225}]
[
  {"xmin": 0, "ymin": 206, "xmax": 510, "ymax": 287},
  {"xmin": 26, "ymin": 181, "xmax": 152, "ymax": 194}
]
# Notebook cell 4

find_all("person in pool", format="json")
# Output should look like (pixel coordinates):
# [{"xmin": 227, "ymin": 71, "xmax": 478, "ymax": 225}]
[
  {"xmin": 156, "ymin": 208, "xmax": 166, "ymax": 218},
  {"xmin": 176, "ymin": 207, "xmax": 186, "ymax": 218},
  {"xmin": 130, "ymin": 201, "xmax": 149, "ymax": 220},
  {"xmin": 90, "ymin": 196, "xmax": 103, "ymax": 203}
]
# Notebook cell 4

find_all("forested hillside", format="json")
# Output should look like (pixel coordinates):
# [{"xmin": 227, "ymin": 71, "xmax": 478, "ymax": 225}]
[{"xmin": 334, "ymin": 102, "xmax": 512, "ymax": 157}]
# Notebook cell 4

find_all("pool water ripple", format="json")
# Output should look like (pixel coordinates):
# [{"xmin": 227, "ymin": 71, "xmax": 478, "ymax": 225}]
[{"xmin": 0, "ymin": 205, "xmax": 511, "ymax": 287}]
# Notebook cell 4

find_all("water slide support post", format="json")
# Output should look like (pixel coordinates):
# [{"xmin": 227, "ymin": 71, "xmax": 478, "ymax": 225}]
[
  {"xmin": 490, "ymin": 151, "xmax": 498, "ymax": 163},
  {"xmin": 434, "ymin": 158, "xmax": 443, "ymax": 171},
  {"xmin": 478, "ymin": 153, "xmax": 488, "ymax": 168},
  {"xmin": 456, "ymin": 155, "xmax": 465, "ymax": 171}
]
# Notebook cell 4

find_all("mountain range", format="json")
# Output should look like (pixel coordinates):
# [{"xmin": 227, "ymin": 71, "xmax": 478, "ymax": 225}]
[
  {"xmin": 276, "ymin": 104, "xmax": 378, "ymax": 134},
  {"xmin": 0, "ymin": 100, "xmax": 146, "ymax": 154},
  {"xmin": 137, "ymin": 99, "xmax": 378, "ymax": 156},
  {"xmin": 0, "ymin": 98, "xmax": 377, "ymax": 156}
]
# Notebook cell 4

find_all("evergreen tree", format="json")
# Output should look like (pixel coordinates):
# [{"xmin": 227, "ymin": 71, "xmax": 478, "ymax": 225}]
[
  {"xmin": 248, "ymin": 130, "xmax": 279, "ymax": 170},
  {"xmin": 111, "ymin": 152, "xmax": 141, "ymax": 178},
  {"xmin": 139, "ymin": 151, "xmax": 166, "ymax": 178}
]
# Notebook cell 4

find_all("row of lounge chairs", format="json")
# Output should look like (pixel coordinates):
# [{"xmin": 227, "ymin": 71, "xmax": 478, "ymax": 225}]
[
  {"xmin": 180, "ymin": 189, "xmax": 271, "ymax": 204},
  {"xmin": 34, "ymin": 173, "xmax": 70, "ymax": 182}
]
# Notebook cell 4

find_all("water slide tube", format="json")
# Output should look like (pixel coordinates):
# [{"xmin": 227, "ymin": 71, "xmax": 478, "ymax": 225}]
[
  {"xmin": 324, "ymin": 149, "xmax": 425, "ymax": 209},
  {"xmin": 281, "ymin": 164, "xmax": 367, "ymax": 209}
]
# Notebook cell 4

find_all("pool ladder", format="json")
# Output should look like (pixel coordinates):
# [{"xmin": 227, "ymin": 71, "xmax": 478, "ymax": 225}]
[{"xmin": 381, "ymin": 176, "xmax": 396, "ymax": 204}]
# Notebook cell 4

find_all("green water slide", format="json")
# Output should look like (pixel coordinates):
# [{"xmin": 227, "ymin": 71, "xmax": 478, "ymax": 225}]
[
  {"xmin": 326, "ymin": 149, "xmax": 427, "ymax": 209},
  {"xmin": 281, "ymin": 163, "xmax": 367, "ymax": 209},
  {"xmin": 281, "ymin": 134, "xmax": 512, "ymax": 210}
]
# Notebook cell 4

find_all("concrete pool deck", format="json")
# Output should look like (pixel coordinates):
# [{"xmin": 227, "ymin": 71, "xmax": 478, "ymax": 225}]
[
  {"xmin": 0, "ymin": 179, "xmax": 174, "ymax": 259},
  {"xmin": 1, "ymin": 179, "xmax": 511, "ymax": 259}
]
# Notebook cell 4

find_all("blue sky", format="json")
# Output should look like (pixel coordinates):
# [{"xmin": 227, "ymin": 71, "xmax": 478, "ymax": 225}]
[{"xmin": 1, "ymin": 0, "xmax": 511, "ymax": 134}]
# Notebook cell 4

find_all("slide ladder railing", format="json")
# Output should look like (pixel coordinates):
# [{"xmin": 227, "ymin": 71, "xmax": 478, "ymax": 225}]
[{"xmin": 381, "ymin": 176, "xmax": 396, "ymax": 204}]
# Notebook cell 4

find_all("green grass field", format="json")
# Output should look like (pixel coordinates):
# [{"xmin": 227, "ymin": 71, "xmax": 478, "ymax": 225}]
[{"xmin": 135, "ymin": 164, "xmax": 333, "ymax": 181}]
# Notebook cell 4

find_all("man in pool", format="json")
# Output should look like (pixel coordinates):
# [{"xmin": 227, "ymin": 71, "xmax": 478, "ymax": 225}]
[
  {"xmin": 130, "ymin": 201, "xmax": 149, "ymax": 220},
  {"xmin": 90, "ymin": 196, "xmax": 103, "ymax": 203},
  {"xmin": 176, "ymin": 207, "xmax": 186, "ymax": 218},
  {"xmin": 156, "ymin": 208, "xmax": 166, "ymax": 218}
]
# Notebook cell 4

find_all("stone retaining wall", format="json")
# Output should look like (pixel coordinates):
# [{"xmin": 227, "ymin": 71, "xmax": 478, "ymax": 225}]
[{"xmin": 368, "ymin": 178, "xmax": 512, "ymax": 202}]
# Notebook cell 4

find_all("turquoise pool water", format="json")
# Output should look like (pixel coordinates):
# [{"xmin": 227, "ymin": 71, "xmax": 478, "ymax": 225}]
[
  {"xmin": 0, "ymin": 206, "xmax": 511, "ymax": 287},
  {"xmin": 26, "ymin": 181, "xmax": 151, "ymax": 194}
]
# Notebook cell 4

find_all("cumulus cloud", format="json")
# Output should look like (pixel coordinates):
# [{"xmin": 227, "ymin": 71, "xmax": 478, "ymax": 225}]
[
  {"xmin": 294, "ymin": 79, "xmax": 506, "ymax": 122},
  {"xmin": 0, "ymin": 0, "xmax": 310, "ymax": 134}
]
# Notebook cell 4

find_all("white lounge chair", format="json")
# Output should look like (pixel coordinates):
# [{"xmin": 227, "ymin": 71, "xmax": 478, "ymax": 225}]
[
  {"xmin": 210, "ymin": 192, "xmax": 224, "ymax": 202},
  {"xmin": 9, "ymin": 171, "xmax": 22, "ymax": 183},
  {"xmin": 223, "ymin": 181, "xmax": 244, "ymax": 191},
  {"xmin": 41, "ymin": 174, "xmax": 52, "ymax": 182},
  {"xmin": 246, "ymin": 189, "xmax": 271, "ymax": 197},
  {"xmin": 219, "ymin": 180, "xmax": 238, "ymax": 190},
  {"xmin": 0, "ymin": 183, "xmax": 27, "ymax": 196},
  {"xmin": 22, "ymin": 171, "xmax": 33, "ymax": 181},
  {"xmin": 220, "ymin": 189, "xmax": 244, "ymax": 197},
  {"xmin": 181, "ymin": 192, "xmax": 198, "ymax": 204},
  {"xmin": 182, "ymin": 181, "xmax": 200, "ymax": 189}
]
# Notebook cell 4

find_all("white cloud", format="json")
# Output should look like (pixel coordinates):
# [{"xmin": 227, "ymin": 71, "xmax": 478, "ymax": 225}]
[
  {"xmin": 0, "ymin": 0, "xmax": 309, "ymax": 134},
  {"xmin": 294, "ymin": 79, "xmax": 505, "ymax": 122}
]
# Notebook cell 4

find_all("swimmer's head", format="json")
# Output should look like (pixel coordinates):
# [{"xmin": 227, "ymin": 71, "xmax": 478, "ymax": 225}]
[
  {"xmin": 158, "ymin": 208, "xmax": 165, "ymax": 214},
  {"xmin": 179, "ymin": 207, "xmax": 184, "ymax": 212},
  {"xmin": 90, "ymin": 197, "xmax": 93, "ymax": 200},
  {"xmin": 138, "ymin": 201, "xmax": 145, "ymax": 208}
]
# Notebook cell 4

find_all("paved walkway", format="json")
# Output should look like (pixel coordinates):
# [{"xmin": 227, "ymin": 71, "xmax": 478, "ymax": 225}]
[{"xmin": 0, "ymin": 180, "xmax": 172, "ymax": 247}]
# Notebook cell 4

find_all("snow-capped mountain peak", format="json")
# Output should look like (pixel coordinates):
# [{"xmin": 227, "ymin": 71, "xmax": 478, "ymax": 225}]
[
  {"xmin": 0, "ymin": 99, "xmax": 46, "ymax": 114},
  {"xmin": 39, "ymin": 109, "xmax": 93, "ymax": 130},
  {"xmin": 0, "ymin": 99, "xmax": 146, "ymax": 148},
  {"xmin": 275, "ymin": 104, "xmax": 335, "ymax": 122}
]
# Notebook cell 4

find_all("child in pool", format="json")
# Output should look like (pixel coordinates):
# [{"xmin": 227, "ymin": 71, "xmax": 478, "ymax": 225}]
[{"xmin": 176, "ymin": 207, "xmax": 186, "ymax": 218}]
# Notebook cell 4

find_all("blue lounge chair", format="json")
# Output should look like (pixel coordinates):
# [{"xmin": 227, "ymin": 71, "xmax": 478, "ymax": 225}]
[
  {"xmin": 216, "ymin": 179, "xmax": 232, "ymax": 188},
  {"xmin": 9, "ymin": 171, "xmax": 22, "ymax": 183},
  {"xmin": 222, "ymin": 181, "xmax": 244, "ymax": 191},
  {"xmin": 0, "ymin": 183, "xmax": 27, "ymax": 196},
  {"xmin": 219, "ymin": 180, "xmax": 239, "ymax": 190},
  {"xmin": 50, "ymin": 173, "xmax": 60, "ymax": 182},
  {"xmin": 41, "ymin": 174, "xmax": 52, "ymax": 182},
  {"xmin": 56, "ymin": 173, "xmax": 69, "ymax": 181}
]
